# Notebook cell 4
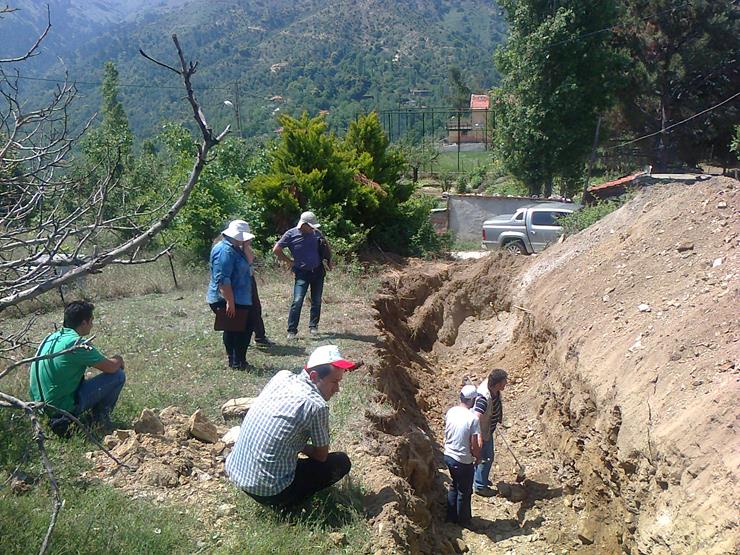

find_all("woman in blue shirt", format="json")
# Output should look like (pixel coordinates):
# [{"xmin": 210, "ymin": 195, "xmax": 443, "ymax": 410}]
[{"xmin": 207, "ymin": 220, "xmax": 255, "ymax": 369}]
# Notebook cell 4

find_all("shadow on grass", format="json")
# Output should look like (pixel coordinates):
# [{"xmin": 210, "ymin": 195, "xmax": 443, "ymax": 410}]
[
  {"xmin": 253, "ymin": 475, "xmax": 365, "ymax": 530},
  {"xmin": 320, "ymin": 332, "xmax": 377, "ymax": 344},
  {"xmin": 253, "ymin": 343, "xmax": 308, "ymax": 357}
]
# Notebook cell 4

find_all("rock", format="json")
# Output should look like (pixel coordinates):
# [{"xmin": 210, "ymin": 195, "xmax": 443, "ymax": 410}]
[
  {"xmin": 141, "ymin": 462, "xmax": 179, "ymax": 488},
  {"xmin": 712, "ymin": 258, "xmax": 723, "ymax": 268},
  {"xmin": 133, "ymin": 409, "xmax": 165, "ymax": 435},
  {"xmin": 221, "ymin": 426, "xmax": 240, "ymax": 446},
  {"xmin": 221, "ymin": 397, "xmax": 256, "ymax": 421},
  {"xmin": 329, "ymin": 532, "xmax": 348, "ymax": 546},
  {"xmin": 717, "ymin": 200, "xmax": 727, "ymax": 208},
  {"xmin": 544, "ymin": 529, "xmax": 561, "ymax": 544},
  {"xmin": 577, "ymin": 515, "xmax": 597, "ymax": 545},
  {"xmin": 637, "ymin": 304, "xmax": 651, "ymax": 312},
  {"xmin": 9, "ymin": 470, "xmax": 33, "ymax": 494},
  {"xmin": 159, "ymin": 405, "xmax": 183, "ymax": 420},
  {"xmin": 676, "ymin": 242, "xmax": 694, "ymax": 252},
  {"xmin": 216, "ymin": 503, "xmax": 236, "ymax": 517},
  {"xmin": 188, "ymin": 410, "xmax": 219, "ymax": 443}
]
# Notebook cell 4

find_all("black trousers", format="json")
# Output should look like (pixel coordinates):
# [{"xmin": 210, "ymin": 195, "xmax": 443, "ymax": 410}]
[
  {"xmin": 250, "ymin": 276, "xmax": 266, "ymax": 340},
  {"xmin": 210, "ymin": 301, "xmax": 255, "ymax": 367},
  {"xmin": 248, "ymin": 452, "xmax": 351, "ymax": 508}
]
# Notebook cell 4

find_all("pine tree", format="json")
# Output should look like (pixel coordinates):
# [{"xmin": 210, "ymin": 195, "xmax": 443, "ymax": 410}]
[{"xmin": 613, "ymin": 0, "xmax": 739, "ymax": 169}]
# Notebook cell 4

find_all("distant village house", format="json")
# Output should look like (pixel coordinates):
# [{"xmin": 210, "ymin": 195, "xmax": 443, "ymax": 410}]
[{"xmin": 447, "ymin": 93, "xmax": 490, "ymax": 145}]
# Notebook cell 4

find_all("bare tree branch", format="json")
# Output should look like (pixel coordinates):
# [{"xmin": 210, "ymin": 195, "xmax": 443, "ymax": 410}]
[
  {"xmin": 0, "ymin": 5, "xmax": 50, "ymax": 63},
  {"xmin": 1, "ymin": 30, "xmax": 228, "ymax": 554},
  {"xmin": 0, "ymin": 336, "xmax": 94, "ymax": 381}
]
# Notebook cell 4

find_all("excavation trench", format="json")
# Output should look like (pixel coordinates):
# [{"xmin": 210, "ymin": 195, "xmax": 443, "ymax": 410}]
[{"xmin": 361, "ymin": 180, "xmax": 738, "ymax": 555}]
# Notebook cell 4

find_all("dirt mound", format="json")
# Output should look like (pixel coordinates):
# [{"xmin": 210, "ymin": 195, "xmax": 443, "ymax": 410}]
[
  {"xmin": 519, "ymin": 177, "xmax": 738, "ymax": 554},
  {"xmin": 87, "ymin": 407, "xmax": 234, "ymax": 519},
  {"xmin": 361, "ymin": 177, "xmax": 738, "ymax": 554}
]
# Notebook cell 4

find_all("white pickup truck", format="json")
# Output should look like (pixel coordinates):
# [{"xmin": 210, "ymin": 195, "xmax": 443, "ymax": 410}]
[{"xmin": 481, "ymin": 202, "xmax": 578, "ymax": 254}]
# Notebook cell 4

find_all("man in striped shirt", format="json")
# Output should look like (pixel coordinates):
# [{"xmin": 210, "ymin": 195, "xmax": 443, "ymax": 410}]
[
  {"xmin": 225, "ymin": 345, "xmax": 354, "ymax": 507},
  {"xmin": 472, "ymin": 368, "xmax": 508, "ymax": 495}
]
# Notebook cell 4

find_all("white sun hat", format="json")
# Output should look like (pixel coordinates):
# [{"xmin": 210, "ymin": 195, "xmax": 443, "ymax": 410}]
[
  {"xmin": 222, "ymin": 220, "xmax": 255, "ymax": 242},
  {"xmin": 296, "ymin": 211, "xmax": 321, "ymax": 229}
]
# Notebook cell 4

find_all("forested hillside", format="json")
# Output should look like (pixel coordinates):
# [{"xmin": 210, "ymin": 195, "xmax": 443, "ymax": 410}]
[{"xmin": 4, "ymin": 0, "xmax": 506, "ymax": 139}]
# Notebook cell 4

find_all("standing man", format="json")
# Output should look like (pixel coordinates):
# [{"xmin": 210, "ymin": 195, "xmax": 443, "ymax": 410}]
[
  {"xmin": 444, "ymin": 384, "xmax": 482, "ymax": 527},
  {"xmin": 207, "ymin": 220, "xmax": 255, "ymax": 370},
  {"xmin": 225, "ymin": 345, "xmax": 354, "ymax": 508},
  {"xmin": 472, "ymin": 368, "xmax": 508, "ymax": 496},
  {"xmin": 272, "ymin": 211, "xmax": 332, "ymax": 340},
  {"xmin": 29, "ymin": 300, "xmax": 126, "ymax": 436}
]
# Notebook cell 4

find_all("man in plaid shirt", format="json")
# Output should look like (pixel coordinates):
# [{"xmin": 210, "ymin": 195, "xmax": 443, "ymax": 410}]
[{"xmin": 225, "ymin": 345, "xmax": 355, "ymax": 507}]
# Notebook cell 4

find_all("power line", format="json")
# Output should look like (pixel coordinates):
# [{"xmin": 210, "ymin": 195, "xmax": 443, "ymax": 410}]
[
  {"xmin": 611, "ymin": 91, "xmax": 740, "ymax": 149},
  {"xmin": 9, "ymin": 74, "xmax": 267, "ymax": 98}
]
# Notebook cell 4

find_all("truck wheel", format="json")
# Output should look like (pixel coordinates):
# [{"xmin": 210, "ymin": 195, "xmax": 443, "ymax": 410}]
[{"xmin": 505, "ymin": 240, "xmax": 526, "ymax": 255}]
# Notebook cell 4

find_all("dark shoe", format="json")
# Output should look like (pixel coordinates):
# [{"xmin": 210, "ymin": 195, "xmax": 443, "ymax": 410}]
[
  {"xmin": 49, "ymin": 416, "xmax": 72, "ymax": 438},
  {"xmin": 255, "ymin": 337, "xmax": 274, "ymax": 347},
  {"xmin": 474, "ymin": 486, "xmax": 496, "ymax": 497},
  {"xmin": 236, "ymin": 362, "xmax": 255, "ymax": 371}
]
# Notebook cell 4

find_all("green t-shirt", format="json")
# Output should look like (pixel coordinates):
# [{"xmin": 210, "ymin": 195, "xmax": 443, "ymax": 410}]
[{"xmin": 28, "ymin": 328, "xmax": 106, "ymax": 413}]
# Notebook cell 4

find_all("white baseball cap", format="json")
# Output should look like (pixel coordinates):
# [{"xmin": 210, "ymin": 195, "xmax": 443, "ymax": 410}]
[
  {"xmin": 222, "ymin": 220, "xmax": 255, "ymax": 242},
  {"xmin": 305, "ymin": 344, "xmax": 356, "ymax": 371},
  {"xmin": 296, "ymin": 211, "xmax": 321, "ymax": 229},
  {"xmin": 461, "ymin": 384, "xmax": 478, "ymax": 400}
]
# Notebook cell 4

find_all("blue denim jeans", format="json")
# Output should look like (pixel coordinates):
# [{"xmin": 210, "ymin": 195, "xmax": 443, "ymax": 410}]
[
  {"xmin": 287, "ymin": 267, "xmax": 325, "ymax": 333},
  {"xmin": 445, "ymin": 454, "xmax": 474, "ymax": 524},
  {"xmin": 74, "ymin": 368, "xmax": 126, "ymax": 420},
  {"xmin": 474, "ymin": 434, "xmax": 495, "ymax": 490}
]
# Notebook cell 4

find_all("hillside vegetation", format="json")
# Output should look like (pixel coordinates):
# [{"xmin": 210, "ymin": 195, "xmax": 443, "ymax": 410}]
[{"xmin": 5, "ymin": 0, "xmax": 506, "ymax": 138}]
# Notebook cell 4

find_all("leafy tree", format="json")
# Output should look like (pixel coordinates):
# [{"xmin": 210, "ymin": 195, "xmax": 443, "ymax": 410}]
[
  {"xmin": 345, "ymin": 112, "xmax": 405, "ymax": 188},
  {"xmin": 246, "ymin": 112, "xmax": 442, "ymax": 256},
  {"xmin": 492, "ymin": 0, "xmax": 622, "ymax": 196},
  {"xmin": 447, "ymin": 66, "xmax": 472, "ymax": 111},
  {"xmin": 613, "ymin": 0, "xmax": 739, "ymax": 169}
]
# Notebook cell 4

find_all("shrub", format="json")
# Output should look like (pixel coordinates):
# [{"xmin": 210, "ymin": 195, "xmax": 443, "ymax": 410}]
[{"xmin": 558, "ymin": 197, "xmax": 629, "ymax": 235}]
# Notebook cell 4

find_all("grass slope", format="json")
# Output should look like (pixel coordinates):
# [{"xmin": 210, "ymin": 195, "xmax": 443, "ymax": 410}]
[{"xmin": 0, "ymin": 257, "xmax": 382, "ymax": 554}]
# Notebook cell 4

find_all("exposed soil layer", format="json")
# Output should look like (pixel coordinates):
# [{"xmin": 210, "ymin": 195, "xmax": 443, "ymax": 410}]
[{"xmin": 362, "ymin": 177, "xmax": 739, "ymax": 554}]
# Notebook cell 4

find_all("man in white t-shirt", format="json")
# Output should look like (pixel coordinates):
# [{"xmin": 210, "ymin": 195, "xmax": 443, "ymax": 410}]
[{"xmin": 443, "ymin": 384, "xmax": 482, "ymax": 526}]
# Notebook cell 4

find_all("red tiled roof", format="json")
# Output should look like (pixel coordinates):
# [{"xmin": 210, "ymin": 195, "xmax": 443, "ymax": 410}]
[
  {"xmin": 470, "ymin": 94, "xmax": 490, "ymax": 110},
  {"xmin": 588, "ymin": 171, "xmax": 646, "ymax": 192}
]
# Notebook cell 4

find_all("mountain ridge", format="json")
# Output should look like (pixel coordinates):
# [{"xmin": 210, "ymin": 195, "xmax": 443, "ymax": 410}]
[{"xmin": 3, "ymin": 0, "xmax": 507, "ymax": 139}]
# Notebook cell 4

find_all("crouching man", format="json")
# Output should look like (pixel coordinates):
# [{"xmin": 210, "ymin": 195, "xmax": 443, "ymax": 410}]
[
  {"xmin": 226, "ymin": 344, "xmax": 354, "ymax": 508},
  {"xmin": 29, "ymin": 300, "xmax": 126, "ymax": 436}
]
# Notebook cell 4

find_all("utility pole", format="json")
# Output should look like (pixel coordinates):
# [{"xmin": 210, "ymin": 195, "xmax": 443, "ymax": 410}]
[
  {"xmin": 582, "ymin": 115, "xmax": 602, "ymax": 200},
  {"xmin": 233, "ymin": 81, "xmax": 242, "ymax": 138}
]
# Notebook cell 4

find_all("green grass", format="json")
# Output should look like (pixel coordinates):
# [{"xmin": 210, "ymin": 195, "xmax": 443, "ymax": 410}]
[
  {"xmin": 0, "ymin": 256, "xmax": 384, "ymax": 554},
  {"xmin": 433, "ymin": 151, "xmax": 492, "ymax": 174}
]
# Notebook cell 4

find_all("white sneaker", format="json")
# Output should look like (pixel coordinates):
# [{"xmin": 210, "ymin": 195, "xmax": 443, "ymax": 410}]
[
  {"xmin": 287, "ymin": 332, "xmax": 298, "ymax": 340},
  {"xmin": 309, "ymin": 327, "xmax": 318, "ymax": 335}
]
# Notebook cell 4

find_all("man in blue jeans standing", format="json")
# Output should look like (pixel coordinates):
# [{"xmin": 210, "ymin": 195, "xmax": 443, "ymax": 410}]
[
  {"xmin": 29, "ymin": 300, "xmax": 126, "ymax": 437},
  {"xmin": 472, "ymin": 368, "xmax": 508, "ymax": 495},
  {"xmin": 273, "ymin": 211, "xmax": 333, "ymax": 340}
]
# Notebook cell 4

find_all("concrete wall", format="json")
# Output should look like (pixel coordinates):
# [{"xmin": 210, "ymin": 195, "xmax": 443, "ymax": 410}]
[{"xmin": 446, "ymin": 194, "xmax": 554, "ymax": 241}]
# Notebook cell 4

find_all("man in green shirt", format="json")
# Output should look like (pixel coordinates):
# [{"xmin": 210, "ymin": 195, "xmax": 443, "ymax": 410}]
[{"xmin": 29, "ymin": 301, "xmax": 126, "ymax": 436}]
